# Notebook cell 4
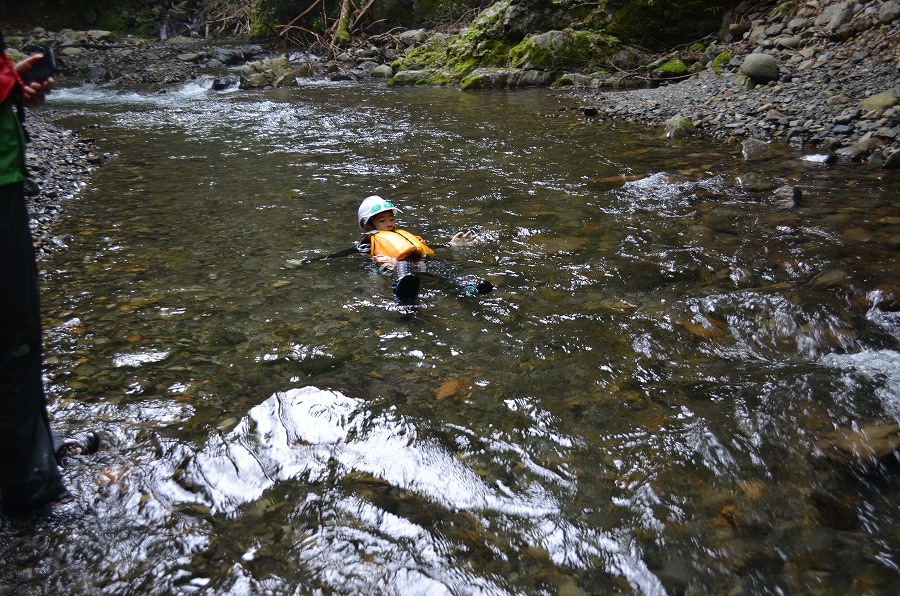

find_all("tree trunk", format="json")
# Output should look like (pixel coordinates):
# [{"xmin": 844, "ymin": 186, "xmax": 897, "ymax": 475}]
[{"xmin": 334, "ymin": 0, "xmax": 352, "ymax": 46}]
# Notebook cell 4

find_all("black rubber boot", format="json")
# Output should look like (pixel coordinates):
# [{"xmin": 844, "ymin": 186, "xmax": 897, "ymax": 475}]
[
  {"xmin": 392, "ymin": 261, "xmax": 419, "ymax": 303},
  {"xmin": 476, "ymin": 280, "xmax": 494, "ymax": 294}
]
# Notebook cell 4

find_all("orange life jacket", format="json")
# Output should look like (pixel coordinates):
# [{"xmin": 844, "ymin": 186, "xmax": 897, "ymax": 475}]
[{"xmin": 368, "ymin": 229, "xmax": 435, "ymax": 262}]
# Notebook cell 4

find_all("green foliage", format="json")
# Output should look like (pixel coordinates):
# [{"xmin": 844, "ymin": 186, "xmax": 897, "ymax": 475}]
[
  {"xmin": 94, "ymin": 12, "xmax": 128, "ymax": 32},
  {"xmin": 247, "ymin": 0, "xmax": 313, "ymax": 38}
]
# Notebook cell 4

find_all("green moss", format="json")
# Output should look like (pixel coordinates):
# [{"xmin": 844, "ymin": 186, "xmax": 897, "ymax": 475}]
[
  {"xmin": 459, "ymin": 73, "xmax": 485, "ymax": 90},
  {"xmin": 657, "ymin": 58, "xmax": 687, "ymax": 75},
  {"xmin": 334, "ymin": 22, "xmax": 351, "ymax": 47},
  {"xmin": 711, "ymin": 51, "xmax": 732, "ymax": 72},
  {"xmin": 451, "ymin": 57, "xmax": 479, "ymax": 76},
  {"xmin": 394, "ymin": 35, "xmax": 452, "ymax": 71},
  {"xmin": 475, "ymin": 40, "xmax": 511, "ymax": 67},
  {"xmin": 689, "ymin": 43, "xmax": 706, "ymax": 52},
  {"xmin": 550, "ymin": 77, "xmax": 575, "ymax": 88},
  {"xmin": 422, "ymin": 73, "xmax": 454, "ymax": 86},
  {"xmin": 509, "ymin": 37, "xmax": 552, "ymax": 69},
  {"xmin": 583, "ymin": 9, "xmax": 610, "ymax": 33},
  {"xmin": 509, "ymin": 30, "xmax": 612, "ymax": 71},
  {"xmin": 606, "ymin": 3, "xmax": 653, "ymax": 46},
  {"xmin": 248, "ymin": 3, "xmax": 274, "ymax": 39}
]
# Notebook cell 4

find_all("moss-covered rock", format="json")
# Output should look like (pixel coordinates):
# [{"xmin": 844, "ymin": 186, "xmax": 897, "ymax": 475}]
[
  {"xmin": 391, "ymin": 0, "xmax": 613, "ymax": 85},
  {"xmin": 394, "ymin": 33, "xmax": 454, "ymax": 71},
  {"xmin": 239, "ymin": 56, "xmax": 297, "ymax": 88},
  {"xmin": 460, "ymin": 67, "xmax": 553, "ymax": 89},
  {"xmin": 711, "ymin": 50, "xmax": 732, "ymax": 72},
  {"xmin": 654, "ymin": 57, "xmax": 688, "ymax": 76},
  {"xmin": 664, "ymin": 115, "xmax": 696, "ymax": 138},
  {"xmin": 388, "ymin": 69, "xmax": 438, "ymax": 85},
  {"xmin": 509, "ymin": 28, "xmax": 619, "ymax": 71}
]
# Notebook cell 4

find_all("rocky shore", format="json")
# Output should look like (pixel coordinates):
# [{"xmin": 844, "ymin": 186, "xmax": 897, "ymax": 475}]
[
  {"xmin": 584, "ymin": 0, "xmax": 900, "ymax": 166},
  {"xmin": 21, "ymin": 113, "xmax": 97, "ymax": 259}
]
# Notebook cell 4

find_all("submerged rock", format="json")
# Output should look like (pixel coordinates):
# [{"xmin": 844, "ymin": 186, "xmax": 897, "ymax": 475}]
[
  {"xmin": 741, "ymin": 138, "xmax": 776, "ymax": 161},
  {"xmin": 734, "ymin": 172, "xmax": 775, "ymax": 191},
  {"xmin": 664, "ymin": 115, "xmax": 695, "ymax": 138},
  {"xmin": 815, "ymin": 422, "xmax": 900, "ymax": 467},
  {"xmin": 772, "ymin": 185, "xmax": 802, "ymax": 209},
  {"xmin": 862, "ymin": 285, "xmax": 900, "ymax": 312}
]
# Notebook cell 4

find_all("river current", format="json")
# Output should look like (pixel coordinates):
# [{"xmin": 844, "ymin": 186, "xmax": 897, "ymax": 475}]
[{"xmin": 2, "ymin": 78, "xmax": 899, "ymax": 594}]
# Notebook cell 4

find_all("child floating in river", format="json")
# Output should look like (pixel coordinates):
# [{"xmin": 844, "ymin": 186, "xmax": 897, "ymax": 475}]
[{"xmin": 356, "ymin": 195, "xmax": 494, "ymax": 303}]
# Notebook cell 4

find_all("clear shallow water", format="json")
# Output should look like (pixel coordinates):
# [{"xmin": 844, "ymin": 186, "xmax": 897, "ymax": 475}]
[{"xmin": 2, "ymin": 78, "xmax": 899, "ymax": 594}]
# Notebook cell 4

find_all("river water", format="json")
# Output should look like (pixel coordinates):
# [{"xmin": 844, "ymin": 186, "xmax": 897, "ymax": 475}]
[{"xmin": 3, "ymin": 78, "xmax": 899, "ymax": 594}]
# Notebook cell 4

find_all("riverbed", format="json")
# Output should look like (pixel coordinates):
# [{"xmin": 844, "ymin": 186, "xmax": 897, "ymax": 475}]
[{"xmin": 3, "ymin": 78, "xmax": 899, "ymax": 594}]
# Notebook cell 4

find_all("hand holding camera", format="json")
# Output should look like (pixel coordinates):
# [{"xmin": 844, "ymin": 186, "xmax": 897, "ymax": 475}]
[{"xmin": 18, "ymin": 47, "xmax": 56, "ymax": 105}]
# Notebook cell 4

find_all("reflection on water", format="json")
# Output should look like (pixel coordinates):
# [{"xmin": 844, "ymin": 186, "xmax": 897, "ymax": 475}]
[{"xmin": 1, "ymin": 78, "xmax": 898, "ymax": 594}]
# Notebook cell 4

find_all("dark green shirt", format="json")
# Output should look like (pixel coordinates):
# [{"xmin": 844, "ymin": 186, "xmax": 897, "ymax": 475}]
[{"xmin": 0, "ymin": 99, "xmax": 26, "ymax": 186}]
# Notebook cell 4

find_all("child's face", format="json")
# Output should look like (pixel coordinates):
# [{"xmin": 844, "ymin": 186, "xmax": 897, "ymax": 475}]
[{"xmin": 370, "ymin": 211, "xmax": 396, "ymax": 232}]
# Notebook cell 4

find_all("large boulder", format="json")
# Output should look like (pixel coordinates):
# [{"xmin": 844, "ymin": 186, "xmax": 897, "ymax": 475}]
[
  {"xmin": 814, "ymin": 1, "xmax": 857, "ymax": 31},
  {"xmin": 509, "ymin": 29, "xmax": 618, "ymax": 71},
  {"xmin": 388, "ymin": 69, "xmax": 434, "ymax": 85},
  {"xmin": 879, "ymin": 1, "xmax": 900, "ymax": 24},
  {"xmin": 739, "ymin": 53, "xmax": 779, "ymax": 84},
  {"xmin": 239, "ymin": 57, "xmax": 297, "ymax": 89},
  {"xmin": 459, "ymin": 67, "xmax": 552, "ymax": 90},
  {"xmin": 211, "ymin": 48, "xmax": 244, "ymax": 65}
]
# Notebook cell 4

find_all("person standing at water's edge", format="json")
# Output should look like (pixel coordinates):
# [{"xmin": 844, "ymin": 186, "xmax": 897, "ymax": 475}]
[{"xmin": 0, "ymin": 31, "xmax": 97, "ymax": 515}]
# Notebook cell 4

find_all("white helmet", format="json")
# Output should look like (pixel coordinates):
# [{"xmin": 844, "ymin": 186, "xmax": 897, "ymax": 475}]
[{"xmin": 357, "ymin": 195, "xmax": 400, "ymax": 231}]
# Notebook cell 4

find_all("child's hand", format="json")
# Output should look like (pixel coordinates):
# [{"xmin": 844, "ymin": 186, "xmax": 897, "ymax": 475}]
[{"xmin": 449, "ymin": 231, "xmax": 477, "ymax": 247}]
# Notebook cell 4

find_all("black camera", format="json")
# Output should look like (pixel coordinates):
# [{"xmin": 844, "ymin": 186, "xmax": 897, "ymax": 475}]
[{"xmin": 22, "ymin": 47, "xmax": 57, "ymax": 85}]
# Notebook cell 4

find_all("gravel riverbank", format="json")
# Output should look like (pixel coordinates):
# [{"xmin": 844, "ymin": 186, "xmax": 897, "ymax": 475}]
[
  {"xmin": 22, "ymin": 112, "xmax": 97, "ymax": 259},
  {"xmin": 583, "ymin": 0, "xmax": 900, "ymax": 166}
]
